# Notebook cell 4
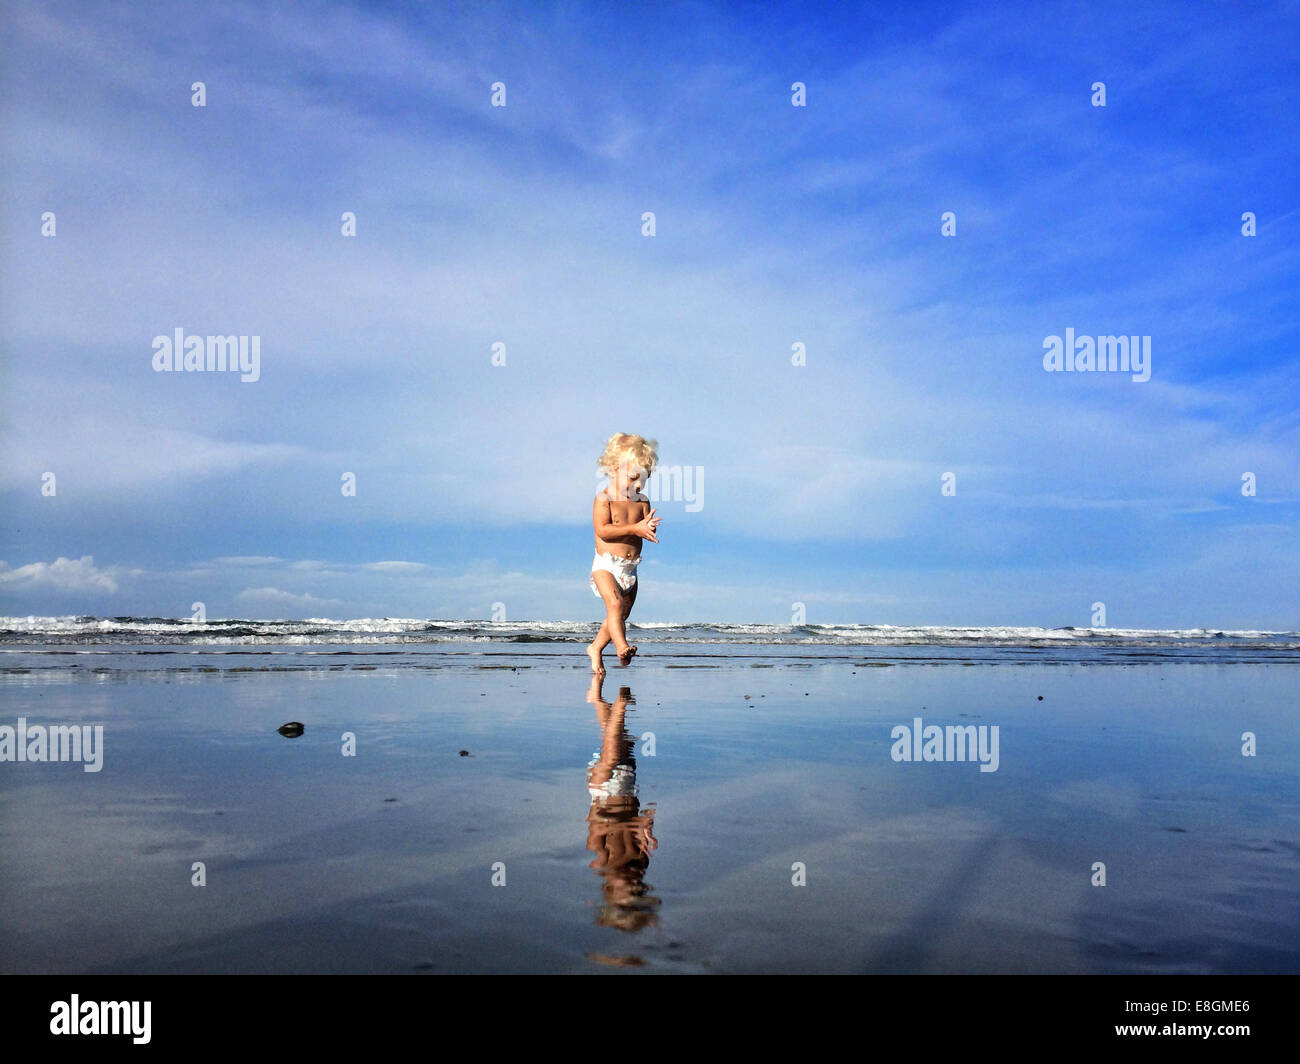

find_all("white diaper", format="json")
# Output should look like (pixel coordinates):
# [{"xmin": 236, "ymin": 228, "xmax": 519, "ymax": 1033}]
[
  {"xmin": 588, "ymin": 755, "xmax": 637, "ymax": 799},
  {"xmin": 590, "ymin": 551, "xmax": 641, "ymax": 597}
]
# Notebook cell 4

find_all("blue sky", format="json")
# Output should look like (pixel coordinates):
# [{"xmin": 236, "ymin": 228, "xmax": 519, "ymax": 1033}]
[{"xmin": 1, "ymin": 0, "xmax": 1297, "ymax": 627}]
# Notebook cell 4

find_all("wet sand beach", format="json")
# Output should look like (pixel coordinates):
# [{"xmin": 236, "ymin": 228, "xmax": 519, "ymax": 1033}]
[{"xmin": 1, "ymin": 635, "xmax": 1298, "ymax": 974}]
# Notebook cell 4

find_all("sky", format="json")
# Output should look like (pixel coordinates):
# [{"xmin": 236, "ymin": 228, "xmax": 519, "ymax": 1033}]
[{"xmin": 1, "ymin": 0, "xmax": 1297, "ymax": 628}]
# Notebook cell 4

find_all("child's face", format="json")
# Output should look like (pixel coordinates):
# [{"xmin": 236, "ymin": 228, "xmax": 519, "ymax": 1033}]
[{"xmin": 612, "ymin": 458, "xmax": 646, "ymax": 497}]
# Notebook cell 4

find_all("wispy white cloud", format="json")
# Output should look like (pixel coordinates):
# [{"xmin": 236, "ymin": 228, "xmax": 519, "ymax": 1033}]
[
  {"xmin": 0, "ymin": 555, "xmax": 121, "ymax": 593},
  {"xmin": 233, "ymin": 586, "xmax": 345, "ymax": 613}
]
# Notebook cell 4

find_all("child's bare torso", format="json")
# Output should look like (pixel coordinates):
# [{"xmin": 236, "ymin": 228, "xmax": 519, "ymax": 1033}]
[{"xmin": 594, "ymin": 491, "xmax": 649, "ymax": 560}]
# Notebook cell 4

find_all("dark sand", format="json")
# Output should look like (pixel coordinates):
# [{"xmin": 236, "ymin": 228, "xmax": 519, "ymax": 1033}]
[{"xmin": 1, "ymin": 645, "xmax": 1297, "ymax": 973}]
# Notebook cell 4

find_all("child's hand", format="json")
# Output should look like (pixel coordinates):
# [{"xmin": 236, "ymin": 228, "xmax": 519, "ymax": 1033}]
[{"xmin": 638, "ymin": 509, "xmax": 661, "ymax": 542}]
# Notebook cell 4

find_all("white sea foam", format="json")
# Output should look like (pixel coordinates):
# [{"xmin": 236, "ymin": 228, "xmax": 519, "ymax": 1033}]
[{"xmin": 0, "ymin": 615, "xmax": 1294, "ymax": 652}]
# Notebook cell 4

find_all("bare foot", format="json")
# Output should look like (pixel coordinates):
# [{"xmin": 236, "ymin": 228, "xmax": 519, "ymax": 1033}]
[
  {"xmin": 587, "ymin": 644, "xmax": 605, "ymax": 674},
  {"xmin": 618, "ymin": 644, "xmax": 637, "ymax": 666}
]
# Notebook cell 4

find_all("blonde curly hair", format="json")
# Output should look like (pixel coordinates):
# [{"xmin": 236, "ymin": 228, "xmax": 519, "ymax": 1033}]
[{"xmin": 598, "ymin": 433, "xmax": 658, "ymax": 478}]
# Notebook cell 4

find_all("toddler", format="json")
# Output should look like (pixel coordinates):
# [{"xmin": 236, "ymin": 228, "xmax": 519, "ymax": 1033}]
[{"xmin": 587, "ymin": 433, "xmax": 660, "ymax": 673}]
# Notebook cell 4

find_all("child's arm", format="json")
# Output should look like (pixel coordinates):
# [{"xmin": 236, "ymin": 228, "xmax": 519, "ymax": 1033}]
[{"xmin": 592, "ymin": 494, "xmax": 618, "ymax": 539}]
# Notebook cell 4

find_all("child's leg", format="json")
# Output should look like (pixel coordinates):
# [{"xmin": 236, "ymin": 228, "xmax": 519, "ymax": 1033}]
[
  {"xmin": 616, "ymin": 581, "xmax": 638, "ymax": 664},
  {"xmin": 590, "ymin": 571, "xmax": 631, "ymax": 656},
  {"xmin": 588, "ymin": 615, "xmax": 611, "ymax": 672},
  {"xmin": 588, "ymin": 573, "xmax": 626, "ymax": 671},
  {"xmin": 592, "ymin": 582, "xmax": 637, "ymax": 648},
  {"xmin": 621, "ymin": 581, "xmax": 637, "ymax": 627}
]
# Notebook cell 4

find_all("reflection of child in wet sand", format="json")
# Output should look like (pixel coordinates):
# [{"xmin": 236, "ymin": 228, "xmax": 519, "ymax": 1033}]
[
  {"xmin": 585, "ymin": 678, "xmax": 659, "ymax": 931},
  {"xmin": 587, "ymin": 433, "xmax": 660, "ymax": 674}
]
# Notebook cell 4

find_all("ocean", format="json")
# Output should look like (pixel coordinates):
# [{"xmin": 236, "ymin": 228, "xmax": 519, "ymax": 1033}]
[{"xmin": 3, "ymin": 615, "xmax": 1299, "ymax": 661}]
